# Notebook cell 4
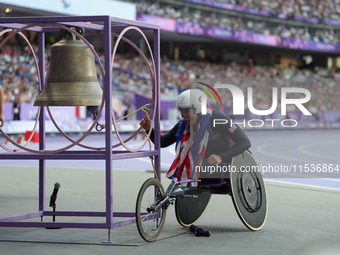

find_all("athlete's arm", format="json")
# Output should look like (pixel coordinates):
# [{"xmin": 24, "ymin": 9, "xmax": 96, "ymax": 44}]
[
  {"xmin": 140, "ymin": 114, "xmax": 178, "ymax": 147},
  {"xmin": 213, "ymin": 111, "xmax": 251, "ymax": 162}
]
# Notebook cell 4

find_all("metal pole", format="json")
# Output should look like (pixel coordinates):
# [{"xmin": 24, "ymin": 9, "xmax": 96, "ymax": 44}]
[
  {"xmin": 153, "ymin": 28, "xmax": 161, "ymax": 181},
  {"xmin": 104, "ymin": 17, "xmax": 113, "ymax": 230},
  {"xmin": 38, "ymin": 31, "xmax": 46, "ymax": 215}
]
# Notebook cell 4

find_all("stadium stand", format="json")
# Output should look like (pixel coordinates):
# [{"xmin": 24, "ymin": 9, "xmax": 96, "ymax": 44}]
[
  {"xmin": 133, "ymin": 0, "xmax": 340, "ymax": 43},
  {"xmin": 181, "ymin": 0, "xmax": 340, "ymax": 23},
  {"xmin": 0, "ymin": 0, "xmax": 339, "ymax": 128}
]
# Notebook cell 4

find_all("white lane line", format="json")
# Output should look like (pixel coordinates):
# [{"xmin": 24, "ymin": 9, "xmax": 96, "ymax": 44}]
[
  {"xmin": 256, "ymin": 143, "xmax": 316, "ymax": 163},
  {"xmin": 265, "ymin": 179, "xmax": 340, "ymax": 192},
  {"xmin": 136, "ymin": 157, "xmax": 171, "ymax": 167},
  {"xmin": 298, "ymin": 142, "xmax": 340, "ymax": 161},
  {"xmin": 319, "ymin": 178, "xmax": 340, "ymax": 183}
]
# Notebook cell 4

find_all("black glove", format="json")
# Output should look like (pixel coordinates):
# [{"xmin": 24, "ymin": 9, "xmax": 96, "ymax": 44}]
[{"xmin": 189, "ymin": 225, "xmax": 211, "ymax": 237}]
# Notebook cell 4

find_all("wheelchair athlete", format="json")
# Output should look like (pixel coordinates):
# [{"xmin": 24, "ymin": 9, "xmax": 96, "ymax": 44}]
[{"xmin": 140, "ymin": 88, "xmax": 251, "ymax": 184}]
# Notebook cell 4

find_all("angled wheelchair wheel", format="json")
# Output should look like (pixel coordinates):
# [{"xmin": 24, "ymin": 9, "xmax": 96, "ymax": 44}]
[
  {"xmin": 136, "ymin": 178, "xmax": 167, "ymax": 242},
  {"xmin": 175, "ymin": 191, "xmax": 211, "ymax": 227},
  {"xmin": 230, "ymin": 151, "xmax": 268, "ymax": 231}
]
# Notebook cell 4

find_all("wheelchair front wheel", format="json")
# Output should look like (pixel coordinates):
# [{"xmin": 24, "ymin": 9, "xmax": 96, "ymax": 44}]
[{"xmin": 136, "ymin": 178, "xmax": 167, "ymax": 242}]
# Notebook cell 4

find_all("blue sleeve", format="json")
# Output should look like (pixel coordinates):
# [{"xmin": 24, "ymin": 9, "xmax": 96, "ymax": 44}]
[{"xmin": 148, "ymin": 121, "xmax": 179, "ymax": 148}]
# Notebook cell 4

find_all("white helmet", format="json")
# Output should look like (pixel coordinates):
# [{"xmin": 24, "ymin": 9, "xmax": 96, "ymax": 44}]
[{"xmin": 176, "ymin": 89, "xmax": 207, "ymax": 114}]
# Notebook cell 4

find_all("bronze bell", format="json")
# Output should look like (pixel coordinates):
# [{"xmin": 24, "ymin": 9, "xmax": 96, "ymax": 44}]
[{"xmin": 34, "ymin": 27, "xmax": 102, "ymax": 106}]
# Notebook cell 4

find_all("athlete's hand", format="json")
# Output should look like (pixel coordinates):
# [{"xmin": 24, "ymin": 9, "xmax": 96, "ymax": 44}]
[
  {"xmin": 139, "ymin": 115, "xmax": 151, "ymax": 131},
  {"xmin": 0, "ymin": 115, "xmax": 4, "ymax": 127},
  {"xmin": 207, "ymin": 154, "xmax": 222, "ymax": 165}
]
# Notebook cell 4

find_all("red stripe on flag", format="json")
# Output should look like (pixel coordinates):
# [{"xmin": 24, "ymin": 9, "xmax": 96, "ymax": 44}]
[
  {"xmin": 176, "ymin": 151, "xmax": 189, "ymax": 179},
  {"xmin": 185, "ymin": 157, "xmax": 191, "ymax": 178},
  {"xmin": 182, "ymin": 132, "xmax": 190, "ymax": 142}
]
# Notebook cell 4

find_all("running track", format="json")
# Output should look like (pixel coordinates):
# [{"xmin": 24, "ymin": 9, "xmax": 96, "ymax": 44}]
[{"xmin": 0, "ymin": 129, "xmax": 339, "ymax": 190}]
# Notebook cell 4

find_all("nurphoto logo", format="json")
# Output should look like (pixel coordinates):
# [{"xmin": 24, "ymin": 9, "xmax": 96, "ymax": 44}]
[{"xmin": 195, "ymin": 82, "xmax": 312, "ymax": 128}]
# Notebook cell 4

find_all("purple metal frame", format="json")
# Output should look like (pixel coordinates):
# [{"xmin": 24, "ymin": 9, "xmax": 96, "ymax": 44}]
[{"xmin": 0, "ymin": 16, "xmax": 160, "ymax": 240}]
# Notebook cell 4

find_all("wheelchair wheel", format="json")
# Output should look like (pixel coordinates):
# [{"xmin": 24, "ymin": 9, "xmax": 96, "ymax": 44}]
[
  {"xmin": 175, "ymin": 191, "xmax": 211, "ymax": 227},
  {"xmin": 136, "ymin": 178, "xmax": 167, "ymax": 242},
  {"xmin": 230, "ymin": 151, "xmax": 268, "ymax": 231}
]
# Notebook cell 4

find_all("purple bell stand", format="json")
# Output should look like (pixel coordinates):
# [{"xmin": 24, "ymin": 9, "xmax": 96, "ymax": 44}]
[{"xmin": 0, "ymin": 16, "xmax": 161, "ymax": 243}]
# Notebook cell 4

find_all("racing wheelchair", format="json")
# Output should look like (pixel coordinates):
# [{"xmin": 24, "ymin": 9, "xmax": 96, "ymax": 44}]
[{"xmin": 135, "ymin": 150, "xmax": 268, "ymax": 242}]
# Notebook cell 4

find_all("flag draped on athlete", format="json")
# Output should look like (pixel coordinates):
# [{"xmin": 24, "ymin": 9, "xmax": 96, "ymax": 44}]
[{"xmin": 166, "ymin": 108, "xmax": 212, "ymax": 182}]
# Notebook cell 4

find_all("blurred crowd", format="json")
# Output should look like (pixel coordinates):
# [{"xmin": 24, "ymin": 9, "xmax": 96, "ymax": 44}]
[
  {"xmin": 112, "ymin": 53, "xmax": 340, "ymax": 113},
  {"xmin": 197, "ymin": 0, "xmax": 340, "ymax": 21},
  {"xmin": 1, "ymin": 44, "xmax": 340, "ymax": 114},
  {"xmin": 136, "ymin": 1, "xmax": 340, "ymax": 44},
  {"xmin": 0, "ymin": 45, "xmax": 40, "ymax": 104}
]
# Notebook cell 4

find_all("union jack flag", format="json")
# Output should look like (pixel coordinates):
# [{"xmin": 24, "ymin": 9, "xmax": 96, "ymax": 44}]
[
  {"xmin": 166, "ymin": 109, "xmax": 212, "ymax": 183},
  {"xmin": 228, "ymin": 124, "xmax": 237, "ymax": 134}
]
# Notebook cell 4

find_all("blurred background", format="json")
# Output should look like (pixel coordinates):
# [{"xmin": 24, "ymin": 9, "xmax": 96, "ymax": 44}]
[{"xmin": 0, "ymin": 0, "xmax": 339, "ymax": 134}]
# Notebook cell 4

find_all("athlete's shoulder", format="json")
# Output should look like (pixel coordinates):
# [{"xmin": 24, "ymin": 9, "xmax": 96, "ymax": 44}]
[{"xmin": 211, "ymin": 109, "xmax": 230, "ymax": 119}]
